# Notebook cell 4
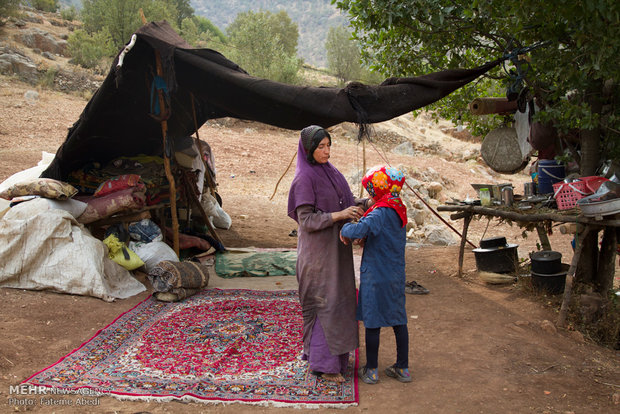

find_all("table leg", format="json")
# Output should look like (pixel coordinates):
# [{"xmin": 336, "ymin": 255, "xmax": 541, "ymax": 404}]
[{"xmin": 458, "ymin": 214, "xmax": 473, "ymax": 277}]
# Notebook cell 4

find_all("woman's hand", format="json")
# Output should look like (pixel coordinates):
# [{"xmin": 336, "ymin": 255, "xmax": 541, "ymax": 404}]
[{"xmin": 332, "ymin": 205, "xmax": 363, "ymax": 222}]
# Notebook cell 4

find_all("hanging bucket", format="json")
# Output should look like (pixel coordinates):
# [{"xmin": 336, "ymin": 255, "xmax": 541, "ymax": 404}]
[{"xmin": 537, "ymin": 159, "xmax": 565, "ymax": 194}]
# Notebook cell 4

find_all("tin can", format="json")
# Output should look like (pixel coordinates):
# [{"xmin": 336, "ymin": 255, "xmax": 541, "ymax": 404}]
[
  {"xmin": 502, "ymin": 187, "xmax": 514, "ymax": 206},
  {"xmin": 524, "ymin": 182, "xmax": 535, "ymax": 197}
]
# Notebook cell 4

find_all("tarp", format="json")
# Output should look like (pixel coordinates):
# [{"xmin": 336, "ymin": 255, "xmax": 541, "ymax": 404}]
[{"xmin": 41, "ymin": 20, "xmax": 500, "ymax": 181}]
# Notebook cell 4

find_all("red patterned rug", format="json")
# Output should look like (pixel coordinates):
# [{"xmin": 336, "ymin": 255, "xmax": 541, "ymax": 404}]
[{"xmin": 24, "ymin": 289, "xmax": 359, "ymax": 408}]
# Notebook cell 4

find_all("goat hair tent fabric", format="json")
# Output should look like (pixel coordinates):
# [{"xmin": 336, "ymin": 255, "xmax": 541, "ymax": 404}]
[{"xmin": 41, "ymin": 20, "xmax": 500, "ymax": 181}]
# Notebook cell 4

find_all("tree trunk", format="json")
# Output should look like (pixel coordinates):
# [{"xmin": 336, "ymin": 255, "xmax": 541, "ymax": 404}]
[
  {"xmin": 595, "ymin": 227, "xmax": 617, "ymax": 293},
  {"xmin": 575, "ymin": 80, "xmax": 603, "ymax": 282}
]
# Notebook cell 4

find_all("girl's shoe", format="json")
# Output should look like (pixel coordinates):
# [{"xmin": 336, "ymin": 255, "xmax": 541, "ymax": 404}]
[
  {"xmin": 385, "ymin": 365, "xmax": 412, "ymax": 383},
  {"xmin": 358, "ymin": 366, "xmax": 379, "ymax": 384}
]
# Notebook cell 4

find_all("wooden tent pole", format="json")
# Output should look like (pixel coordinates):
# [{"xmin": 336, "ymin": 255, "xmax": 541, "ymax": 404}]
[{"xmin": 154, "ymin": 50, "xmax": 180, "ymax": 257}]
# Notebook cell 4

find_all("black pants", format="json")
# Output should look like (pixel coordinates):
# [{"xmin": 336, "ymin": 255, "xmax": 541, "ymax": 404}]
[{"xmin": 364, "ymin": 324, "xmax": 409, "ymax": 369}]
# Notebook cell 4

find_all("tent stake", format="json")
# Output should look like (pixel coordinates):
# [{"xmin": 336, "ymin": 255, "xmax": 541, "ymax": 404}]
[{"xmin": 154, "ymin": 50, "xmax": 180, "ymax": 257}]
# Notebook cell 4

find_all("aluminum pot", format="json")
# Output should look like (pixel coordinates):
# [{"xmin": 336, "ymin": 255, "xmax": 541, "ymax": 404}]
[{"xmin": 530, "ymin": 250, "xmax": 562, "ymax": 274}]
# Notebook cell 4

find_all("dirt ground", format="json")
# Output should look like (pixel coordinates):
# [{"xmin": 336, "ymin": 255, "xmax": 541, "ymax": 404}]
[
  {"xmin": 1, "ymin": 10, "xmax": 620, "ymax": 411},
  {"xmin": 1, "ymin": 75, "xmax": 619, "ymax": 414}
]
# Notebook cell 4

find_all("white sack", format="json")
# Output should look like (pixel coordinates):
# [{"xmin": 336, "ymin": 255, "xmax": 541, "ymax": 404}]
[
  {"xmin": 200, "ymin": 192, "xmax": 232, "ymax": 230},
  {"xmin": 0, "ymin": 198, "xmax": 146, "ymax": 301},
  {"xmin": 129, "ymin": 240, "xmax": 179, "ymax": 274}
]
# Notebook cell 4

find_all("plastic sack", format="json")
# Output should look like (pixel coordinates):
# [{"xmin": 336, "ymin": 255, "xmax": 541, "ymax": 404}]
[
  {"xmin": 128, "ymin": 218, "xmax": 163, "ymax": 243},
  {"xmin": 103, "ymin": 234, "xmax": 145, "ymax": 271},
  {"xmin": 129, "ymin": 240, "xmax": 178, "ymax": 273}
]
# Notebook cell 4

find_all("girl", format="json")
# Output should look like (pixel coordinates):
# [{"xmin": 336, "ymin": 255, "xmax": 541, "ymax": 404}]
[{"xmin": 340, "ymin": 165, "xmax": 411, "ymax": 384}]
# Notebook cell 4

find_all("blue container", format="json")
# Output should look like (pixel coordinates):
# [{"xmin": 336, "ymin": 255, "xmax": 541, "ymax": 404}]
[{"xmin": 537, "ymin": 159, "xmax": 565, "ymax": 194}]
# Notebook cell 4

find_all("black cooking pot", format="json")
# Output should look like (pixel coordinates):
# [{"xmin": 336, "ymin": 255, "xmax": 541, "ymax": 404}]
[
  {"xmin": 530, "ymin": 251, "xmax": 562, "ymax": 274},
  {"xmin": 473, "ymin": 244, "xmax": 519, "ymax": 273}
]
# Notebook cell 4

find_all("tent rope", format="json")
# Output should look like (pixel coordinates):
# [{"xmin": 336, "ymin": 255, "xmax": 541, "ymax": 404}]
[{"xmin": 364, "ymin": 134, "xmax": 476, "ymax": 248}]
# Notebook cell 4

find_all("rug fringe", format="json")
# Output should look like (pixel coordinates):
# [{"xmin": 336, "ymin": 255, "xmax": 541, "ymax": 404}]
[{"xmin": 108, "ymin": 393, "xmax": 358, "ymax": 409}]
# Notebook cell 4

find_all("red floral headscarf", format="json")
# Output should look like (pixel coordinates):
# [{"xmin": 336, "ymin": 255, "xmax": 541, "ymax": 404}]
[{"xmin": 361, "ymin": 165, "xmax": 408, "ymax": 227}]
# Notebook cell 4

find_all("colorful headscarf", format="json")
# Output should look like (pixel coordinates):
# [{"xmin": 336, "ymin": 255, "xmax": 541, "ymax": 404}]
[{"xmin": 361, "ymin": 165, "xmax": 408, "ymax": 227}]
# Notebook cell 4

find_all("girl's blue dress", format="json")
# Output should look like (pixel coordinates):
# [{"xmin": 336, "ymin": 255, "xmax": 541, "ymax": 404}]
[{"xmin": 341, "ymin": 207, "xmax": 407, "ymax": 329}]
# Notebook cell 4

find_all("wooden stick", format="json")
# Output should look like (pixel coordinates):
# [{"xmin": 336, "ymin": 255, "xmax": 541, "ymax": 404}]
[
  {"xmin": 437, "ymin": 205, "xmax": 620, "ymax": 227},
  {"xmin": 458, "ymin": 214, "xmax": 472, "ymax": 277},
  {"xmin": 181, "ymin": 173, "xmax": 223, "ymax": 245},
  {"xmin": 269, "ymin": 150, "xmax": 297, "ymax": 201},
  {"xmin": 557, "ymin": 225, "xmax": 591, "ymax": 328},
  {"xmin": 154, "ymin": 50, "xmax": 180, "ymax": 257},
  {"xmin": 536, "ymin": 224, "xmax": 552, "ymax": 250}
]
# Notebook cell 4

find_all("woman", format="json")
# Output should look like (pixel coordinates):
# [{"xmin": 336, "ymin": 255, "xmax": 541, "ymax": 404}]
[{"xmin": 287, "ymin": 125, "xmax": 366, "ymax": 383}]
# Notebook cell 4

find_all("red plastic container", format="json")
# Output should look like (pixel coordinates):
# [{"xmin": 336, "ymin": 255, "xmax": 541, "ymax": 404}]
[{"xmin": 552, "ymin": 176, "xmax": 609, "ymax": 210}]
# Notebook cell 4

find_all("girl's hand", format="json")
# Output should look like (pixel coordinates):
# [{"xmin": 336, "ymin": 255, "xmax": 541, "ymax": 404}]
[{"xmin": 339, "ymin": 231, "xmax": 351, "ymax": 245}]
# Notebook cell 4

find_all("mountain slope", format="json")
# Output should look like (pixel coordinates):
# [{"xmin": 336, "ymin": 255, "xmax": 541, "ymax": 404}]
[{"xmin": 191, "ymin": 0, "xmax": 347, "ymax": 67}]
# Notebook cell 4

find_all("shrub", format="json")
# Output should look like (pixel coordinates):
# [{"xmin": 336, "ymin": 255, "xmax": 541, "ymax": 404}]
[{"xmin": 67, "ymin": 28, "xmax": 115, "ymax": 69}]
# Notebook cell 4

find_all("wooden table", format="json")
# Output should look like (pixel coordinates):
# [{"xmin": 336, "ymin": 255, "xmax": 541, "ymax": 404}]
[{"xmin": 436, "ymin": 204, "xmax": 620, "ymax": 327}]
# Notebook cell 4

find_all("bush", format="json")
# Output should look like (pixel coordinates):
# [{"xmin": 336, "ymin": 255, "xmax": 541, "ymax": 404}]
[
  {"xmin": 67, "ymin": 28, "xmax": 115, "ymax": 69},
  {"xmin": 60, "ymin": 5, "xmax": 77, "ymax": 22},
  {"xmin": 38, "ymin": 65, "xmax": 58, "ymax": 88},
  {"xmin": 31, "ymin": 0, "xmax": 58, "ymax": 13}
]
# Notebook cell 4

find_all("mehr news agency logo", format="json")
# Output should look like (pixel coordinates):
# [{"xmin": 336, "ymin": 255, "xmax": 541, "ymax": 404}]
[{"xmin": 7, "ymin": 385, "xmax": 102, "ymax": 407}]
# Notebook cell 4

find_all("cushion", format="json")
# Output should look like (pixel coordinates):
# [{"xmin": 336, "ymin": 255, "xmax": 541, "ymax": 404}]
[{"xmin": 0, "ymin": 178, "xmax": 78, "ymax": 200}]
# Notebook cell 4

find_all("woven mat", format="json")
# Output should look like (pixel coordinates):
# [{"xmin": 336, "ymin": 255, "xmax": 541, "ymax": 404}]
[{"xmin": 24, "ymin": 289, "xmax": 358, "ymax": 408}]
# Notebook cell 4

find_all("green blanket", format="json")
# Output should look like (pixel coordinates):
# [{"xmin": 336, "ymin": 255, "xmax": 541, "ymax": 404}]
[{"xmin": 214, "ymin": 250, "xmax": 297, "ymax": 278}]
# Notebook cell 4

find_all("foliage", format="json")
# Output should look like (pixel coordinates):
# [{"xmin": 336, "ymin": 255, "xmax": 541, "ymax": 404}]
[
  {"xmin": 80, "ymin": 0, "xmax": 177, "ymax": 50},
  {"xmin": 31, "ymin": 0, "xmax": 58, "ymax": 12},
  {"xmin": 170, "ymin": 0, "xmax": 193, "ymax": 27},
  {"xmin": 227, "ymin": 10, "xmax": 301, "ymax": 84},
  {"xmin": 38, "ymin": 65, "xmax": 58, "ymax": 88},
  {"xmin": 59, "ymin": 5, "xmax": 77, "ymax": 21},
  {"xmin": 67, "ymin": 27, "xmax": 115, "ymax": 69},
  {"xmin": 0, "ymin": 0, "xmax": 22, "ymax": 19},
  {"xmin": 180, "ymin": 15, "xmax": 227, "ymax": 48},
  {"xmin": 325, "ymin": 25, "xmax": 360, "ymax": 85},
  {"xmin": 335, "ymin": 0, "xmax": 620, "ymax": 165}
]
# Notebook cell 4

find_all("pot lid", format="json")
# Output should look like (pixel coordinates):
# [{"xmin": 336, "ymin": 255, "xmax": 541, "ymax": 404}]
[{"xmin": 531, "ymin": 250, "xmax": 562, "ymax": 262}]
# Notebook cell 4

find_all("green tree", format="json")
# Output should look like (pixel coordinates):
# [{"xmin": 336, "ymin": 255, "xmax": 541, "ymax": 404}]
[
  {"xmin": 0, "ymin": 0, "xmax": 23, "ymax": 20},
  {"xmin": 335, "ymin": 0, "xmax": 620, "ymax": 172},
  {"xmin": 180, "ymin": 15, "xmax": 227, "ymax": 48},
  {"xmin": 170, "ymin": 0, "xmax": 193, "ymax": 27},
  {"xmin": 325, "ymin": 25, "xmax": 361, "ymax": 85},
  {"xmin": 227, "ymin": 10, "xmax": 301, "ymax": 84},
  {"xmin": 67, "ymin": 28, "xmax": 115, "ymax": 69},
  {"xmin": 336, "ymin": 0, "xmax": 620, "ymax": 296},
  {"xmin": 80, "ymin": 0, "xmax": 177, "ymax": 50}
]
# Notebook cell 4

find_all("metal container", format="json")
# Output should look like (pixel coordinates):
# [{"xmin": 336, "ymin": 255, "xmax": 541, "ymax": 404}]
[
  {"xmin": 530, "ymin": 250, "xmax": 562, "ymax": 274},
  {"xmin": 501, "ymin": 187, "xmax": 514, "ymax": 206},
  {"xmin": 473, "ymin": 244, "xmax": 519, "ymax": 273},
  {"xmin": 524, "ymin": 182, "xmax": 535, "ymax": 197}
]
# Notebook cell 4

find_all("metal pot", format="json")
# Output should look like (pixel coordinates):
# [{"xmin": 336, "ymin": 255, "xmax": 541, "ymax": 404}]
[
  {"xmin": 530, "ymin": 250, "xmax": 562, "ymax": 274},
  {"xmin": 473, "ymin": 244, "xmax": 519, "ymax": 273}
]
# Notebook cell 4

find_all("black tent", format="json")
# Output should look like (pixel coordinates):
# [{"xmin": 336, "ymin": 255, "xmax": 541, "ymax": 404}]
[{"xmin": 41, "ymin": 21, "xmax": 500, "ymax": 181}]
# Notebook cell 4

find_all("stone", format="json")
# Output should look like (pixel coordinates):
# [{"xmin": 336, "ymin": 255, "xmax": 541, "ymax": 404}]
[
  {"xmin": 427, "ymin": 182, "xmax": 443, "ymax": 198},
  {"xmin": 424, "ymin": 225, "xmax": 457, "ymax": 246},
  {"xmin": 540, "ymin": 320, "xmax": 557, "ymax": 334},
  {"xmin": 392, "ymin": 141, "xmax": 415, "ymax": 156},
  {"xmin": 16, "ymin": 28, "xmax": 69, "ymax": 57}
]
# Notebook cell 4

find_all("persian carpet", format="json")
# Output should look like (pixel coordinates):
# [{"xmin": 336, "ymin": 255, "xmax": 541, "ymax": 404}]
[{"xmin": 24, "ymin": 289, "xmax": 359, "ymax": 408}]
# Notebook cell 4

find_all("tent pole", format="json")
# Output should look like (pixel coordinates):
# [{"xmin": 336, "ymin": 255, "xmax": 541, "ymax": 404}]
[{"xmin": 154, "ymin": 50, "xmax": 180, "ymax": 257}]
